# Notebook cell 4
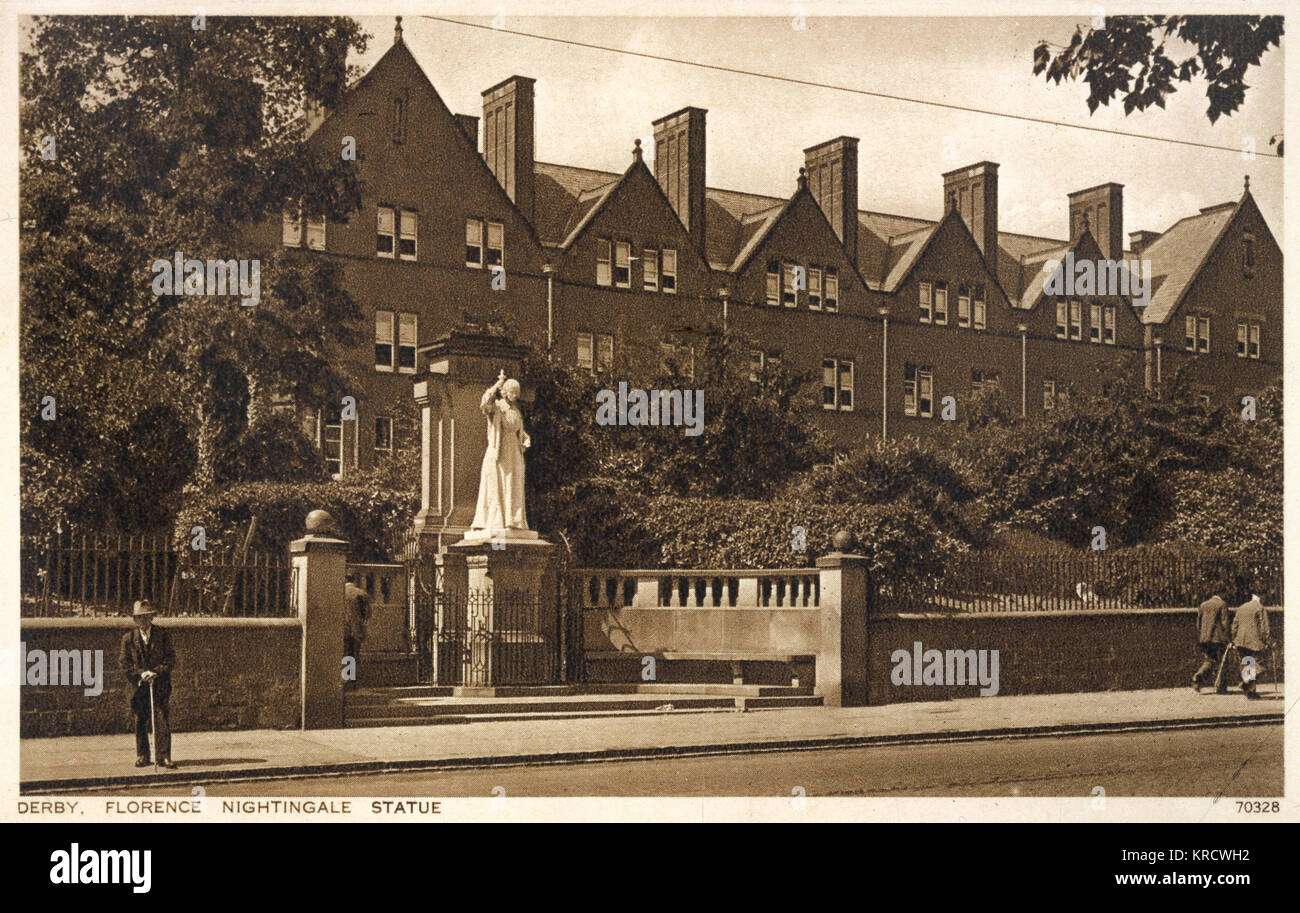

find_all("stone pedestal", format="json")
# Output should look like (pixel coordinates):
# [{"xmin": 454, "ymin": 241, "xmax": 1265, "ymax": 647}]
[
  {"xmin": 291, "ymin": 525, "xmax": 350, "ymax": 729},
  {"xmin": 442, "ymin": 535, "xmax": 560, "ymax": 687},
  {"xmin": 814, "ymin": 552, "xmax": 871, "ymax": 707},
  {"xmin": 410, "ymin": 331, "xmax": 533, "ymax": 556}
]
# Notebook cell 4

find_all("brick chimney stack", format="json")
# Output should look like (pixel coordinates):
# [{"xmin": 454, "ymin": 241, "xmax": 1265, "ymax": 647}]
[
  {"xmin": 1068, "ymin": 183, "xmax": 1124, "ymax": 260},
  {"xmin": 482, "ymin": 76, "xmax": 536, "ymax": 224},
  {"xmin": 804, "ymin": 136, "xmax": 859, "ymax": 267},
  {"xmin": 943, "ymin": 162, "xmax": 1000, "ymax": 280},
  {"xmin": 652, "ymin": 107, "xmax": 707, "ymax": 259},
  {"xmin": 1128, "ymin": 229, "xmax": 1159, "ymax": 257}
]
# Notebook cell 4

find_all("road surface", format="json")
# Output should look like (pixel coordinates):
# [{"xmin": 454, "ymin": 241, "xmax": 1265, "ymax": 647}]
[{"xmin": 118, "ymin": 723, "xmax": 1281, "ymax": 797}]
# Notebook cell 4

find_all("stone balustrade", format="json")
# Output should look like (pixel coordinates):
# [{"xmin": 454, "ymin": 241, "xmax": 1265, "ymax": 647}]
[{"xmin": 570, "ymin": 569, "xmax": 820, "ymax": 610}]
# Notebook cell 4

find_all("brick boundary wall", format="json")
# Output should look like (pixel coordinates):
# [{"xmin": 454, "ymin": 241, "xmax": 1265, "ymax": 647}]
[
  {"xmin": 867, "ymin": 607, "xmax": 1283, "ymax": 705},
  {"xmin": 20, "ymin": 618, "xmax": 302, "ymax": 737}
]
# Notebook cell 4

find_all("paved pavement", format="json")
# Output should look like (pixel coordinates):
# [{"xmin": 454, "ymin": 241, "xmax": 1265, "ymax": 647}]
[{"xmin": 20, "ymin": 687, "xmax": 1287, "ymax": 792}]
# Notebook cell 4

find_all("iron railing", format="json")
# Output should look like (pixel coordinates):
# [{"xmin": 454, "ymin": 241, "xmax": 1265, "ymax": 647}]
[{"xmin": 20, "ymin": 530, "xmax": 293, "ymax": 617}]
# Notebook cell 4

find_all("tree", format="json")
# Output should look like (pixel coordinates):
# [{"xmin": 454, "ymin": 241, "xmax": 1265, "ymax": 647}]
[
  {"xmin": 1034, "ymin": 16, "xmax": 1284, "ymax": 124},
  {"xmin": 20, "ymin": 16, "xmax": 370, "ymax": 527}
]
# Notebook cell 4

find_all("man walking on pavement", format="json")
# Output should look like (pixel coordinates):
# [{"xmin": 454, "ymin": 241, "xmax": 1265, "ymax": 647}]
[
  {"xmin": 120, "ymin": 599, "xmax": 176, "ymax": 768},
  {"xmin": 1193, "ymin": 594, "xmax": 1230, "ymax": 693},
  {"xmin": 1231, "ymin": 593, "xmax": 1271, "ymax": 700},
  {"xmin": 344, "ymin": 573, "xmax": 370, "ymax": 689}
]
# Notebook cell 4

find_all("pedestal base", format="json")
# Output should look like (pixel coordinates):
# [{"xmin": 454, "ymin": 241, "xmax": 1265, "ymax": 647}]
[{"xmin": 456, "ymin": 527, "xmax": 541, "ymax": 546}]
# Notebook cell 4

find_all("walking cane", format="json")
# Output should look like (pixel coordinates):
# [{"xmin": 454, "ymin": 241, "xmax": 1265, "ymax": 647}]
[
  {"xmin": 148, "ymin": 678, "xmax": 158, "ymax": 770},
  {"xmin": 1212, "ymin": 642, "xmax": 1235, "ymax": 693}
]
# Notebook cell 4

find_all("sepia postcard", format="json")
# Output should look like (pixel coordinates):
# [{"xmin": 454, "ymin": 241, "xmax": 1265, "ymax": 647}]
[{"xmin": 1, "ymin": 0, "xmax": 1295, "ymax": 854}]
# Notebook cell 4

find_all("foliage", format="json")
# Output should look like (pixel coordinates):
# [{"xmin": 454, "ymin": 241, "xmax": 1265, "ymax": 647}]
[
  {"xmin": 20, "ymin": 15, "xmax": 371, "ymax": 525},
  {"xmin": 174, "ymin": 479, "xmax": 417, "ymax": 562},
  {"xmin": 1033, "ymin": 15, "xmax": 1284, "ymax": 124},
  {"xmin": 216, "ymin": 411, "xmax": 330, "ymax": 485}
]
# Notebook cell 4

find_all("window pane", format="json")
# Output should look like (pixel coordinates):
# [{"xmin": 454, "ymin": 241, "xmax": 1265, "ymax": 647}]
[
  {"xmin": 597, "ymin": 334, "xmax": 614, "ymax": 372},
  {"xmin": 577, "ymin": 333, "xmax": 594, "ymax": 370},
  {"xmin": 397, "ymin": 313, "xmax": 417, "ymax": 370},
  {"xmin": 810, "ymin": 268, "xmax": 822, "ymax": 308},
  {"xmin": 766, "ymin": 270, "xmax": 780, "ymax": 306},
  {"xmin": 282, "ymin": 211, "xmax": 302, "ymax": 247},
  {"xmin": 614, "ymin": 242, "xmax": 630, "ymax": 287},
  {"xmin": 1249, "ymin": 323, "xmax": 1260, "ymax": 358},
  {"xmin": 644, "ymin": 249, "xmax": 659, "ymax": 291},
  {"xmin": 399, "ymin": 211, "xmax": 417, "ymax": 259},
  {"xmin": 838, "ymin": 362, "xmax": 853, "ymax": 410},
  {"xmin": 377, "ymin": 206, "xmax": 395, "ymax": 256},
  {"xmin": 466, "ymin": 219, "xmax": 483, "ymax": 266},
  {"xmin": 596, "ymin": 239, "xmax": 611, "ymax": 286},
  {"xmin": 487, "ymin": 222, "xmax": 504, "ymax": 267},
  {"xmin": 822, "ymin": 359, "xmax": 837, "ymax": 408},
  {"xmin": 306, "ymin": 217, "xmax": 325, "ymax": 250},
  {"xmin": 782, "ymin": 263, "xmax": 797, "ymax": 306},
  {"xmin": 375, "ymin": 311, "xmax": 394, "ymax": 369},
  {"xmin": 662, "ymin": 249, "xmax": 677, "ymax": 292},
  {"xmin": 375, "ymin": 417, "xmax": 393, "ymax": 451},
  {"xmin": 824, "ymin": 271, "xmax": 838, "ymax": 310}
]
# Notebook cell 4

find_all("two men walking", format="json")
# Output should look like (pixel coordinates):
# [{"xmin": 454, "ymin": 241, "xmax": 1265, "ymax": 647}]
[{"xmin": 1194, "ymin": 592, "xmax": 1274, "ymax": 699}]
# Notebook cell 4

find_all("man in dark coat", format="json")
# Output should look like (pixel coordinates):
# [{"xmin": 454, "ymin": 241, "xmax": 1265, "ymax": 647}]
[
  {"xmin": 1193, "ymin": 595, "xmax": 1230, "ymax": 693},
  {"xmin": 120, "ymin": 600, "xmax": 176, "ymax": 767},
  {"xmin": 344, "ymin": 573, "xmax": 370, "ymax": 687},
  {"xmin": 1231, "ymin": 594, "xmax": 1271, "ymax": 700}
]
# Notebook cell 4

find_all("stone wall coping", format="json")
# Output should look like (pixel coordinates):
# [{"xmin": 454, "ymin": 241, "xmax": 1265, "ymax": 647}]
[
  {"xmin": 571, "ymin": 567, "xmax": 821, "ymax": 577},
  {"xmin": 290, "ymin": 535, "xmax": 349, "ymax": 553},
  {"xmin": 874, "ymin": 605, "xmax": 1283, "ymax": 621},
  {"xmin": 581, "ymin": 604, "xmax": 821, "ymax": 612},
  {"xmin": 22, "ymin": 617, "xmax": 302, "ymax": 630}
]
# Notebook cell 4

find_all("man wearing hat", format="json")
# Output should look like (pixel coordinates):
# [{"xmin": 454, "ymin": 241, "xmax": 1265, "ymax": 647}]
[
  {"xmin": 1192, "ymin": 595, "xmax": 1230, "ymax": 693},
  {"xmin": 120, "ymin": 600, "xmax": 176, "ymax": 767},
  {"xmin": 1231, "ymin": 593, "xmax": 1272, "ymax": 700}
]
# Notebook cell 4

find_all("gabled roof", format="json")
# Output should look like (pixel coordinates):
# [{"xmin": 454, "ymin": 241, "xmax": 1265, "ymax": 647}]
[{"xmin": 1138, "ymin": 198, "xmax": 1242, "ymax": 324}]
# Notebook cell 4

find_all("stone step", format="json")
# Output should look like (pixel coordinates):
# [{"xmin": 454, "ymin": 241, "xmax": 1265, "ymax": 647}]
[
  {"xmin": 346, "ymin": 695, "xmax": 739, "ymax": 717},
  {"xmin": 343, "ymin": 695, "xmax": 823, "ymax": 728},
  {"xmin": 346, "ymin": 682, "xmax": 813, "ymax": 705}
]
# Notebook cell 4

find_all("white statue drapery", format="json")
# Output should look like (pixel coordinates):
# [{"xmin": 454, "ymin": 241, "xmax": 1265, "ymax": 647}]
[{"xmin": 470, "ymin": 371, "xmax": 531, "ymax": 532}]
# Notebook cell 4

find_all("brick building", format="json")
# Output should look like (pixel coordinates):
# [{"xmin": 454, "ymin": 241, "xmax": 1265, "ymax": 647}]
[{"xmin": 273, "ymin": 23, "xmax": 1282, "ymax": 475}]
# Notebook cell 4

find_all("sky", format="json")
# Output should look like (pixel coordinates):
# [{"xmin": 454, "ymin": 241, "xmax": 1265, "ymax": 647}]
[{"xmin": 360, "ymin": 13, "xmax": 1284, "ymax": 243}]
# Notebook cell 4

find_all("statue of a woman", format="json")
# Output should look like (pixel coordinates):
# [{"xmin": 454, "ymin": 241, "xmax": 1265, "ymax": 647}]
[{"xmin": 470, "ymin": 370, "xmax": 531, "ymax": 533}]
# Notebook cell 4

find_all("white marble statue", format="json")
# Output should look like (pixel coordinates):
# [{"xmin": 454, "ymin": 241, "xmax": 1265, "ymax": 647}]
[{"xmin": 470, "ymin": 370, "xmax": 531, "ymax": 533}]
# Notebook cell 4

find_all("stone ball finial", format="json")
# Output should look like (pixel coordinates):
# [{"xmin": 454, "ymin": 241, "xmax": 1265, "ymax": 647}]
[
  {"xmin": 633, "ymin": 138, "xmax": 642, "ymax": 161},
  {"xmin": 305, "ymin": 509, "xmax": 338, "ymax": 534},
  {"xmin": 798, "ymin": 165, "xmax": 808, "ymax": 189},
  {"xmin": 832, "ymin": 529, "xmax": 853, "ymax": 552}
]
